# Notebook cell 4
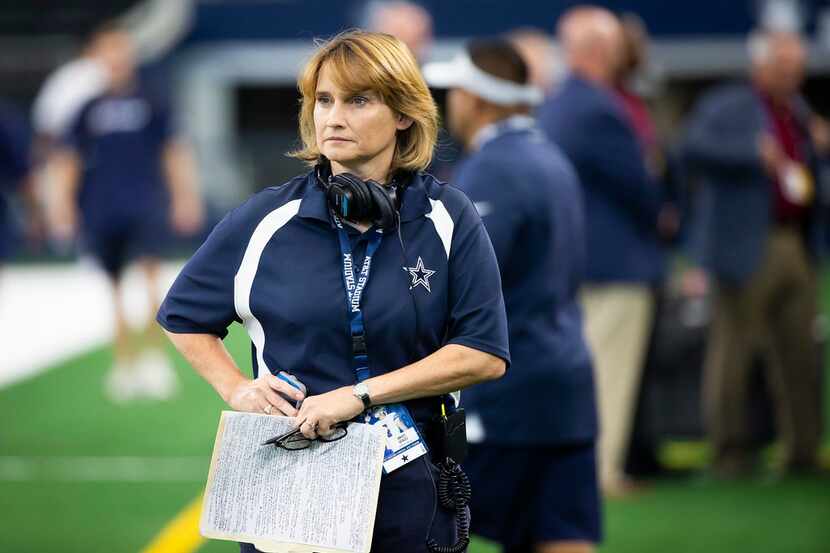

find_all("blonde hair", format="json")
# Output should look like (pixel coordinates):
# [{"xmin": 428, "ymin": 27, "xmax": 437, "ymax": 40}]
[{"xmin": 289, "ymin": 30, "xmax": 439, "ymax": 172}]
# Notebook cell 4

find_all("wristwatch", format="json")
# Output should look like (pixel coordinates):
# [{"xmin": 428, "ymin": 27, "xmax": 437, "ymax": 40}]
[{"xmin": 353, "ymin": 382, "xmax": 372, "ymax": 409}]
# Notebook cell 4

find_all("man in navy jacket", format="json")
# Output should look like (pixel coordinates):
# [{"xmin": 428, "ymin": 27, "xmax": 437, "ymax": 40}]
[
  {"xmin": 425, "ymin": 38, "xmax": 601, "ymax": 553},
  {"xmin": 683, "ymin": 29, "xmax": 828, "ymax": 476},
  {"xmin": 536, "ymin": 6, "xmax": 661, "ymax": 494}
]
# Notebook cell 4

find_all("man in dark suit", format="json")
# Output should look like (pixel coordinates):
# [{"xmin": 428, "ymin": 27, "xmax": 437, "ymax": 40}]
[
  {"xmin": 537, "ymin": 6, "xmax": 662, "ymax": 495},
  {"xmin": 683, "ymin": 29, "xmax": 829, "ymax": 476}
]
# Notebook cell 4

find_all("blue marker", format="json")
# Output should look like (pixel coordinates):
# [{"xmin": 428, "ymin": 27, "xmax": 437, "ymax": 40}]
[{"xmin": 276, "ymin": 371, "xmax": 306, "ymax": 408}]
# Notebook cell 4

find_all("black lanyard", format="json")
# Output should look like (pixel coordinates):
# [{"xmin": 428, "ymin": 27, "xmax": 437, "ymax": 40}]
[{"xmin": 332, "ymin": 213, "xmax": 383, "ymax": 383}]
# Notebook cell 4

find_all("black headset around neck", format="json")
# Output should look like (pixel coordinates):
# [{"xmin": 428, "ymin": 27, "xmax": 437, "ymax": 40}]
[{"xmin": 317, "ymin": 162, "xmax": 406, "ymax": 231}]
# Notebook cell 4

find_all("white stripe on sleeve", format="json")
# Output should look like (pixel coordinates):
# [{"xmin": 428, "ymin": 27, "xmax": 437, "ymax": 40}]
[
  {"xmin": 425, "ymin": 198, "xmax": 455, "ymax": 259},
  {"xmin": 233, "ymin": 199, "xmax": 302, "ymax": 374}
]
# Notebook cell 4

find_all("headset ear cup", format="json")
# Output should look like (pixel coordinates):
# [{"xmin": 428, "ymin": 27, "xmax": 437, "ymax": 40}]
[
  {"xmin": 349, "ymin": 179, "xmax": 374, "ymax": 220},
  {"xmin": 330, "ymin": 173, "xmax": 372, "ymax": 220},
  {"xmin": 327, "ymin": 172, "xmax": 400, "ymax": 230},
  {"xmin": 325, "ymin": 181, "xmax": 348, "ymax": 217},
  {"xmin": 367, "ymin": 180, "xmax": 400, "ymax": 230}
]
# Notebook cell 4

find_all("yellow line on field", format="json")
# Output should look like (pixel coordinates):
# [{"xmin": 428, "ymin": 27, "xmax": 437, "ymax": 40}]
[{"xmin": 140, "ymin": 494, "xmax": 205, "ymax": 553}]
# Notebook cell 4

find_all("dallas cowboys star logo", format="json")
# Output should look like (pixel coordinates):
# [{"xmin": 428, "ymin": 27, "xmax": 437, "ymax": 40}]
[{"xmin": 403, "ymin": 256, "xmax": 436, "ymax": 293}]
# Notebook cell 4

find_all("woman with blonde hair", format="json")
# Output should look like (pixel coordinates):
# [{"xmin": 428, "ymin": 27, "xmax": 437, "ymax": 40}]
[{"xmin": 157, "ymin": 30, "xmax": 509, "ymax": 552}]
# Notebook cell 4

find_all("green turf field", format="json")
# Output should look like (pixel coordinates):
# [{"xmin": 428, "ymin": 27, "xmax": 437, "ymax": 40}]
[{"xmin": 1, "ymin": 318, "xmax": 829, "ymax": 552}]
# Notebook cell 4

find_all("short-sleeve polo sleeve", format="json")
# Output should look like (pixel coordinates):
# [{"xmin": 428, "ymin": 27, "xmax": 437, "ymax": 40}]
[
  {"xmin": 443, "ymin": 192, "xmax": 511, "ymax": 367},
  {"xmin": 157, "ymin": 209, "xmax": 244, "ymax": 338}
]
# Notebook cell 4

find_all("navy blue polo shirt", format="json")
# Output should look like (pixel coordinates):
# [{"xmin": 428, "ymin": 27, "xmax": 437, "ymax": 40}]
[
  {"xmin": 157, "ymin": 170, "xmax": 510, "ymax": 424},
  {"xmin": 63, "ymin": 87, "xmax": 173, "ymax": 231},
  {"xmin": 454, "ymin": 117, "xmax": 598, "ymax": 446}
]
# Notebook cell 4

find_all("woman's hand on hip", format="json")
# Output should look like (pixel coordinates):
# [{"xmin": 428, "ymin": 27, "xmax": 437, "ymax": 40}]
[
  {"xmin": 227, "ymin": 373, "xmax": 306, "ymax": 416},
  {"xmin": 295, "ymin": 386, "xmax": 364, "ymax": 439}
]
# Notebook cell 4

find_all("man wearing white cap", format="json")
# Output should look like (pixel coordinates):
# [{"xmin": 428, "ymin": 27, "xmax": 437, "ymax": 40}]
[{"xmin": 425, "ymin": 39, "xmax": 601, "ymax": 553}]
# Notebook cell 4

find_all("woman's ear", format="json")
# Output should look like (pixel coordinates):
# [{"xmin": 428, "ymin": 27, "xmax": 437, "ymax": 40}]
[{"xmin": 396, "ymin": 114, "xmax": 414, "ymax": 131}]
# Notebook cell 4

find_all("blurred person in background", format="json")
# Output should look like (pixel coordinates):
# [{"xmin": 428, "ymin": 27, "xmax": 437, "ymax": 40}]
[
  {"xmin": 613, "ymin": 14, "xmax": 658, "ymax": 174},
  {"xmin": 366, "ymin": 1, "xmax": 468, "ymax": 184},
  {"xmin": 611, "ymin": 12, "xmax": 687, "ymax": 479},
  {"xmin": 157, "ymin": 30, "xmax": 509, "ymax": 553},
  {"xmin": 0, "ymin": 102, "xmax": 38, "ymax": 275},
  {"xmin": 32, "ymin": 0, "xmax": 194, "ymax": 160},
  {"xmin": 537, "ymin": 5, "xmax": 662, "ymax": 496},
  {"xmin": 507, "ymin": 28, "xmax": 559, "ymax": 94},
  {"xmin": 46, "ymin": 23, "xmax": 203, "ymax": 402},
  {"xmin": 683, "ymin": 28, "xmax": 829, "ymax": 477},
  {"xmin": 365, "ymin": 0, "xmax": 433, "ymax": 63},
  {"xmin": 613, "ymin": 12, "xmax": 681, "ymax": 244},
  {"xmin": 31, "ymin": 26, "xmax": 111, "ymax": 165},
  {"xmin": 424, "ymin": 38, "xmax": 601, "ymax": 553}
]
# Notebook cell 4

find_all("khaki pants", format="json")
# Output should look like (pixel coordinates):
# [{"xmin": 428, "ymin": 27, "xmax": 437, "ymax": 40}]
[
  {"xmin": 704, "ymin": 227, "xmax": 822, "ymax": 473},
  {"xmin": 581, "ymin": 285, "xmax": 654, "ymax": 489}
]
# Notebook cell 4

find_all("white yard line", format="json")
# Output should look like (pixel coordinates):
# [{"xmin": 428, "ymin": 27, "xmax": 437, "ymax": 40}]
[
  {"xmin": 0, "ymin": 261, "xmax": 183, "ymax": 389},
  {"xmin": 0, "ymin": 456, "xmax": 209, "ymax": 482}
]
